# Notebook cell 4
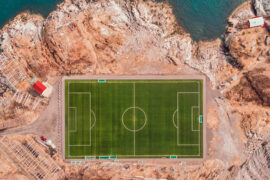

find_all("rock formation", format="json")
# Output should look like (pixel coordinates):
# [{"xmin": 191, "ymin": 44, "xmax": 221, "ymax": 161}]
[
  {"xmin": 253, "ymin": 0, "xmax": 270, "ymax": 16},
  {"xmin": 0, "ymin": 0, "xmax": 269, "ymax": 179},
  {"xmin": 234, "ymin": 141, "xmax": 270, "ymax": 179},
  {"xmin": 0, "ymin": 0, "xmax": 194, "ymax": 127}
]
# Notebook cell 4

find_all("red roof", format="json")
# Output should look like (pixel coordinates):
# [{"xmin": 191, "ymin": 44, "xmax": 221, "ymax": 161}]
[{"xmin": 33, "ymin": 81, "xmax": 47, "ymax": 95}]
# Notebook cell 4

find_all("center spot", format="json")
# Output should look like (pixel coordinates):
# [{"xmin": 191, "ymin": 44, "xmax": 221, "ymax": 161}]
[{"xmin": 122, "ymin": 107, "xmax": 147, "ymax": 132}]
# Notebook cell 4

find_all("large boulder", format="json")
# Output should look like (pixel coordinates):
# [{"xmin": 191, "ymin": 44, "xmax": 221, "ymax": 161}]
[{"xmin": 253, "ymin": 0, "xmax": 270, "ymax": 16}]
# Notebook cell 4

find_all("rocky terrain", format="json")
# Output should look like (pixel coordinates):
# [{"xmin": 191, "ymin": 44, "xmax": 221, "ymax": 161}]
[{"xmin": 0, "ymin": 0, "xmax": 269, "ymax": 179}]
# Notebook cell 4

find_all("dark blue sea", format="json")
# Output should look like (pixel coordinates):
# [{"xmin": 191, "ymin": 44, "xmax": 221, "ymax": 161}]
[
  {"xmin": 0, "ymin": 0, "xmax": 62, "ymax": 27},
  {"xmin": 0, "ymin": 0, "xmax": 246, "ymax": 41}
]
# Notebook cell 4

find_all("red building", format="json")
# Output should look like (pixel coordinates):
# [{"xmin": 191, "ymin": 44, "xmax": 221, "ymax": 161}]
[{"xmin": 33, "ymin": 80, "xmax": 47, "ymax": 95}]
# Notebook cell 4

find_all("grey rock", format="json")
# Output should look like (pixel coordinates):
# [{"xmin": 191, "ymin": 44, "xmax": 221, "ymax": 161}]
[
  {"xmin": 253, "ymin": 0, "xmax": 270, "ymax": 16},
  {"xmin": 161, "ymin": 167, "xmax": 167, "ymax": 171},
  {"xmin": 265, "ymin": 36, "xmax": 270, "ymax": 46},
  {"xmin": 232, "ymin": 75, "xmax": 238, "ymax": 81},
  {"xmin": 257, "ymin": 56, "xmax": 265, "ymax": 61},
  {"xmin": 123, "ymin": 164, "xmax": 130, "ymax": 169},
  {"xmin": 235, "ymin": 141, "xmax": 270, "ymax": 179}
]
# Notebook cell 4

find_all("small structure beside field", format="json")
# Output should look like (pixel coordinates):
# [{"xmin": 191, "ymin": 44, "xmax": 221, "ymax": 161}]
[
  {"xmin": 32, "ymin": 79, "xmax": 53, "ymax": 98},
  {"xmin": 249, "ymin": 16, "xmax": 265, "ymax": 28}
]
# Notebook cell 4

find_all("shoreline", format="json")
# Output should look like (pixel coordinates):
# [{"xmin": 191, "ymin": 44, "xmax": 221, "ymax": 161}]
[
  {"xmin": 230, "ymin": 1, "xmax": 252, "ymax": 18},
  {"xmin": 0, "ymin": 0, "xmax": 269, "ymax": 179},
  {"xmin": 0, "ymin": 0, "xmax": 249, "ymax": 43}
]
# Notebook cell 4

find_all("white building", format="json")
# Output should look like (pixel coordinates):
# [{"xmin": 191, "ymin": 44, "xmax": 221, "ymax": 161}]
[{"xmin": 249, "ymin": 16, "xmax": 265, "ymax": 28}]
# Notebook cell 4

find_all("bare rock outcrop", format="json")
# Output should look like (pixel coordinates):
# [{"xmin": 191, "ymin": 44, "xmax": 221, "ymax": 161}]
[
  {"xmin": 235, "ymin": 141, "xmax": 270, "ymax": 180},
  {"xmin": 226, "ymin": 27, "xmax": 270, "ymax": 69},
  {"xmin": 0, "ymin": 0, "xmax": 270, "ymax": 179},
  {"xmin": 223, "ymin": 1, "xmax": 270, "ymax": 145},
  {"xmin": 253, "ymin": 0, "xmax": 270, "ymax": 16},
  {"xmin": 0, "ymin": 0, "xmax": 194, "ymax": 127},
  {"xmin": 0, "ymin": 13, "xmax": 49, "ymax": 127},
  {"xmin": 44, "ymin": 0, "xmax": 192, "ymax": 74},
  {"xmin": 245, "ymin": 68, "xmax": 270, "ymax": 106},
  {"xmin": 225, "ymin": 67, "xmax": 270, "ymax": 106}
]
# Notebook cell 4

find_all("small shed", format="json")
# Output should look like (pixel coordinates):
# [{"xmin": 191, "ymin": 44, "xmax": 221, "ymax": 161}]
[
  {"xmin": 46, "ymin": 140, "xmax": 56, "ymax": 149},
  {"xmin": 249, "ymin": 16, "xmax": 265, "ymax": 28},
  {"xmin": 33, "ymin": 80, "xmax": 47, "ymax": 95}
]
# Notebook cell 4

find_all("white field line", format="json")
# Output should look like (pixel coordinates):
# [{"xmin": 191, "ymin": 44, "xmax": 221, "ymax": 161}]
[
  {"xmin": 198, "ymin": 81, "xmax": 201, "ymax": 156},
  {"xmin": 67, "ymin": 154, "xmax": 202, "ymax": 158},
  {"xmin": 90, "ymin": 91, "xmax": 92, "ymax": 147},
  {"xmin": 68, "ymin": 107, "xmax": 77, "ymax": 132},
  {"xmin": 177, "ymin": 91, "xmax": 201, "ymax": 156},
  {"xmin": 177, "ymin": 91, "xmax": 179, "ymax": 147},
  {"xmin": 191, "ymin": 106, "xmax": 200, "ymax": 132},
  {"xmin": 176, "ymin": 92, "xmax": 200, "ymax": 94},
  {"xmin": 177, "ymin": 144, "xmax": 199, "ymax": 146},
  {"xmin": 121, "ymin": 107, "xmax": 147, "ymax": 132},
  {"xmin": 68, "ymin": 154, "xmax": 200, "ymax": 160},
  {"xmin": 172, "ymin": 110, "xmax": 178, "ymax": 129},
  {"xmin": 68, "ymin": 82, "xmax": 70, "ymax": 156},
  {"xmin": 67, "ymin": 80, "xmax": 202, "ymax": 158},
  {"xmin": 133, "ymin": 82, "xmax": 136, "ymax": 156},
  {"xmin": 68, "ymin": 81, "xmax": 199, "ymax": 84}
]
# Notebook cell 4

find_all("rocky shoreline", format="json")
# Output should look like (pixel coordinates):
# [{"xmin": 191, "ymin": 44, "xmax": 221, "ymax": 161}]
[{"xmin": 0, "ymin": 0, "xmax": 269, "ymax": 179}]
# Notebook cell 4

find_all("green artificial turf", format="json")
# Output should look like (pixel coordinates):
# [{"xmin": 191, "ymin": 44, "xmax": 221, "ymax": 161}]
[{"xmin": 65, "ymin": 79, "xmax": 203, "ymax": 159}]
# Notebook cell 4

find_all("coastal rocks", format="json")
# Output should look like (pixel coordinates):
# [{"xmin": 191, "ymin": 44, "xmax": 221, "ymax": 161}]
[
  {"xmin": 61, "ymin": 158, "xmax": 227, "ymax": 179},
  {"xmin": 253, "ymin": 0, "xmax": 270, "ymax": 16},
  {"xmin": 227, "ymin": 67, "xmax": 270, "ymax": 107},
  {"xmin": 0, "ymin": 13, "xmax": 53, "ymax": 78},
  {"xmin": 221, "ymin": 2, "xmax": 270, "ymax": 176},
  {"xmin": 262, "ymin": 36, "xmax": 268, "ymax": 47},
  {"xmin": 225, "ymin": 66, "xmax": 270, "ymax": 137},
  {"xmin": 185, "ymin": 39, "xmax": 227, "ymax": 88},
  {"xmin": 226, "ymin": 75, "xmax": 263, "ymax": 105},
  {"xmin": 0, "ymin": 0, "xmax": 194, "ymax": 126},
  {"xmin": 222, "ymin": 1, "xmax": 263, "ymax": 88},
  {"xmin": 235, "ymin": 141, "xmax": 270, "ymax": 179},
  {"xmin": 0, "ymin": 0, "xmax": 270, "ymax": 179},
  {"xmin": 226, "ymin": 1, "xmax": 255, "ymax": 33},
  {"xmin": 43, "ymin": 0, "xmax": 192, "ymax": 74},
  {"xmin": 245, "ymin": 68, "xmax": 270, "ymax": 106},
  {"xmin": 226, "ymin": 27, "xmax": 269, "ymax": 69},
  {"xmin": 0, "ymin": 13, "xmax": 50, "ymax": 125}
]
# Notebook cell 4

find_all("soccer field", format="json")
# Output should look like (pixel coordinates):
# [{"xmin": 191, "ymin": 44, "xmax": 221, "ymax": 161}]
[{"xmin": 65, "ymin": 79, "xmax": 204, "ymax": 159}]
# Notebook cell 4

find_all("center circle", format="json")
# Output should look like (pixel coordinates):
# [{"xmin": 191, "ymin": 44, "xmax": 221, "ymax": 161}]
[{"xmin": 122, "ymin": 107, "xmax": 147, "ymax": 132}]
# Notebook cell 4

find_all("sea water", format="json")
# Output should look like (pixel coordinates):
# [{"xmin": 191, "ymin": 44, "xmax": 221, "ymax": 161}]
[
  {"xmin": 0, "ymin": 0, "xmax": 62, "ymax": 28},
  {"xmin": 0, "ymin": 0, "xmax": 246, "ymax": 41},
  {"xmin": 166, "ymin": 0, "xmax": 246, "ymax": 40}
]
